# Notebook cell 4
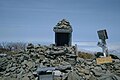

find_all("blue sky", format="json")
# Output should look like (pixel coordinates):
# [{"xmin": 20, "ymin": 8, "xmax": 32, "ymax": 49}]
[{"xmin": 0, "ymin": 0, "xmax": 120, "ymax": 43}]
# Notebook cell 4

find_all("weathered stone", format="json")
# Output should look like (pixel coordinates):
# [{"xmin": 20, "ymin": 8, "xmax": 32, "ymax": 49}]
[
  {"xmin": 101, "ymin": 65, "xmax": 107, "ymax": 70},
  {"xmin": 60, "ymin": 61, "xmax": 71, "ymax": 66},
  {"xmin": 91, "ymin": 69, "xmax": 104, "ymax": 77},
  {"xmin": 39, "ymin": 55, "xmax": 46, "ymax": 60},
  {"xmin": 5, "ymin": 73, "xmax": 10, "ymax": 76},
  {"xmin": 22, "ymin": 64, "xmax": 27, "ymax": 69},
  {"xmin": 0, "ymin": 54, "xmax": 7, "ymax": 57},
  {"xmin": 21, "ymin": 60, "xmax": 28, "ymax": 65},
  {"xmin": 3, "ymin": 77, "xmax": 16, "ymax": 80},
  {"xmin": 116, "ymin": 73, "xmax": 120, "ymax": 77},
  {"xmin": 21, "ymin": 54, "xmax": 29, "ymax": 60},
  {"xmin": 84, "ymin": 69, "xmax": 90, "ymax": 75},
  {"xmin": 0, "ymin": 58, "xmax": 7, "ymax": 72},
  {"xmin": 27, "ymin": 72, "xmax": 33, "ymax": 77},
  {"xmin": 26, "ymin": 61, "xmax": 35, "ymax": 69},
  {"xmin": 6, "ymin": 63, "xmax": 12, "ymax": 69},
  {"xmin": 94, "ymin": 66, "xmax": 102, "ymax": 71},
  {"xmin": 35, "ymin": 59, "xmax": 40, "ymax": 63},
  {"xmin": 86, "ymin": 61, "xmax": 93, "ymax": 65},
  {"xmin": 22, "ymin": 76, "xmax": 29, "ymax": 80},
  {"xmin": 67, "ymin": 71, "xmax": 83, "ymax": 80},
  {"xmin": 90, "ymin": 66, "xmax": 94, "ymax": 69},
  {"xmin": 113, "ymin": 59, "xmax": 120, "ymax": 63},
  {"xmin": 0, "ymin": 72, "xmax": 4, "ymax": 76},
  {"xmin": 81, "ymin": 63, "xmax": 85, "ymax": 68},
  {"xmin": 50, "ymin": 50, "xmax": 65, "ymax": 56},
  {"xmin": 11, "ymin": 74, "xmax": 17, "ymax": 78},
  {"xmin": 114, "ymin": 63, "xmax": 120, "ymax": 67},
  {"xmin": 27, "ymin": 43, "xmax": 34, "ymax": 49},
  {"xmin": 85, "ymin": 75, "xmax": 91, "ymax": 79},
  {"xmin": 9, "ymin": 67, "xmax": 17, "ymax": 72},
  {"xmin": 85, "ymin": 66, "xmax": 90, "ymax": 70},
  {"xmin": 98, "ymin": 74, "xmax": 120, "ymax": 80},
  {"xmin": 77, "ymin": 72, "xmax": 85, "ymax": 76},
  {"xmin": 89, "ymin": 75, "xmax": 97, "ymax": 80}
]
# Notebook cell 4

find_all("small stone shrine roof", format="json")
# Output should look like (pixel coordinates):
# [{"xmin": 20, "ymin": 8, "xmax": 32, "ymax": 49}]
[{"xmin": 53, "ymin": 19, "xmax": 73, "ymax": 33}]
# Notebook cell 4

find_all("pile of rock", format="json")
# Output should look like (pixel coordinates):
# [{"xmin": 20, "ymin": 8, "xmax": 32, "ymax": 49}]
[
  {"xmin": 0, "ymin": 53, "xmax": 35, "ymax": 80},
  {"xmin": 0, "ymin": 43, "xmax": 77, "ymax": 80},
  {"xmin": 68, "ymin": 58, "xmax": 120, "ymax": 80},
  {"xmin": 0, "ymin": 43, "xmax": 120, "ymax": 80}
]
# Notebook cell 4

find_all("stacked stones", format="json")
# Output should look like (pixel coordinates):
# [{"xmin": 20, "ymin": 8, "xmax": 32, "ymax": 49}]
[
  {"xmin": 0, "ymin": 43, "xmax": 76, "ymax": 80},
  {"xmin": 0, "ymin": 43, "xmax": 120, "ymax": 80},
  {"xmin": 68, "ymin": 58, "xmax": 120, "ymax": 80}
]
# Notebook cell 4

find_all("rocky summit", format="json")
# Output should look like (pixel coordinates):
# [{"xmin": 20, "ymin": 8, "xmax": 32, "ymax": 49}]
[{"xmin": 0, "ymin": 43, "xmax": 120, "ymax": 80}]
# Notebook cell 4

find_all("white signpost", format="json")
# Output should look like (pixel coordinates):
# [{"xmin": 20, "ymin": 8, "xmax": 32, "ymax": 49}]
[
  {"xmin": 97, "ymin": 29, "xmax": 112, "ymax": 64},
  {"xmin": 97, "ymin": 29, "xmax": 108, "ymax": 57}
]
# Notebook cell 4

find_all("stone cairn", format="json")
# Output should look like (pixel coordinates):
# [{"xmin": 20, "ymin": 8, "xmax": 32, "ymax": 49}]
[{"xmin": 0, "ymin": 43, "xmax": 120, "ymax": 80}]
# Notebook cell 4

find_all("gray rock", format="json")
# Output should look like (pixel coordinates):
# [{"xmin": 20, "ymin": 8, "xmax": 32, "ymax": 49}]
[
  {"xmin": 0, "ymin": 54, "xmax": 7, "ymax": 57},
  {"xmin": 27, "ymin": 72, "xmax": 33, "ymax": 77},
  {"xmin": 22, "ymin": 76, "xmax": 29, "ymax": 80},
  {"xmin": 86, "ymin": 61, "xmax": 92, "ymax": 65},
  {"xmin": 98, "ymin": 74, "xmax": 120, "ymax": 80},
  {"xmin": 27, "ymin": 43, "xmax": 34, "ymax": 49},
  {"xmin": 3, "ymin": 77, "xmax": 16, "ymax": 80},
  {"xmin": 84, "ymin": 69, "xmax": 90, "ymax": 75},
  {"xmin": 5, "ymin": 73, "xmax": 10, "ymax": 76},
  {"xmin": 101, "ymin": 65, "xmax": 107, "ymax": 70},
  {"xmin": 114, "ymin": 64, "xmax": 120, "ymax": 70},
  {"xmin": 115, "ymin": 70, "xmax": 120, "ymax": 73},
  {"xmin": 9, "ymin": 67, "xmax": 17, "ymax": 72},
  {"xmin": 35, "ymin": 59, "xmax": 40, "ymax": 63},
  {"xmin": 91, "ymin": 69, "xmax": 104, "ymax": 77},
  {"xmin": 22, "ymin": 64, "xmax": 27, "ymax": 69},
  {"xmin": 6, "ymin": 63, "xmax": 12, "ymax": 69},
  {"xmin": 85, "ymin": 66, "xmax": 90, "ymax": 70},
  {"xmin": 21, "ymin": 60, "xmax": 28, "ymax": 65},
  {"xmin": 20, "ymin": 54, "xmax": 29, "ymax": 61},
  {"xmin": 50, "ymin": 50, "xmax": 65, "ymax": 56},
  {"xmin": 0, "ymin": 72, "xmax": 4, "ymax": 76},
  {"xmin": 11, "ymin": 74, "xmax": 17, "ymax": 78},
  {"xmin": 60, "ymin": 61, "xmax": 71, "ymax": 66},
  {"xmin": 113, "ymin": 59, "xmax": 120, "ymax": 63},
  {"xmin": 90, "ymin": 66, "xmax": 95, "ymax": 69},
  {"xmin": 39, "ymin": 55, "xmax": 46, "ymax": 60},
  {"xmin": 89, "ymin": 75, "xmax": 97, "ymax": 80},
  {"xmin": 85, "ymin": 75, "xmax": 91, "ymax": 79},
  {"xmin": 46, "ymin": 50, "xmax": 51, "ymax": 54},
  {"xmin": 78, "ymin": 68, "xmax": 89, "ymax": 75},
  {"xmin": 26, "ymin": 61, "xmax": 35, "ymax": 69},
  {"xmin": 0, "ymin": 58, "xmax": 8, "ymax": 72},
  {"xmin": 81, "ymin": 63, "xmax": 85, "ymax": 68},
  {"xmin": 66, "ymin": 58, "xmax": 76, "ymax": 65},
  {"xmin": 67, "ymin": 71, "xmax": 84, "ymax": 80}
]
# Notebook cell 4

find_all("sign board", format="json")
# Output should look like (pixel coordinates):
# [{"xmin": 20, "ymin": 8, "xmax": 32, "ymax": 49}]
[
  {"xmin": 96, "ymin": 56, "xmax": 112, "ymax": 64},
  {"xmin": 97, "ymin": 29, "xmax": 108, "ymax": 40}
]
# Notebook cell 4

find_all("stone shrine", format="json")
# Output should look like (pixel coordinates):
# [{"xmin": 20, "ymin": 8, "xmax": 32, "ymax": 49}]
[{"xmin": 53, "ymin": 19, "xmax": 73, "ymax": 46}]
